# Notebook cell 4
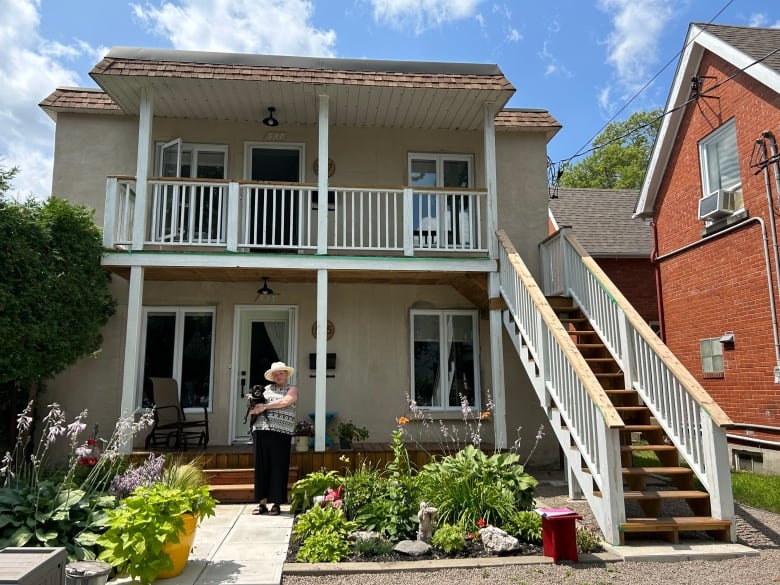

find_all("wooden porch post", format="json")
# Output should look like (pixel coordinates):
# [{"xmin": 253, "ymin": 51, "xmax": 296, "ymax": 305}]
[
  {"xmin": 484, "ymin": 103, "xmax": 507, "ymax": 448},
  {"xmin": 132, "ymin": 85, "xmax": 153, "ymax": 250},
  {"xmin": 119, "ymin": 266, "xmax": 145, "ymax": 453},
  {"xmin": 317, "ymin": 94, "xmax": 329, "ymax": 255},
  {"xmin": 314, "ymin": 269, "xmax": 329, "ymax": 451}
]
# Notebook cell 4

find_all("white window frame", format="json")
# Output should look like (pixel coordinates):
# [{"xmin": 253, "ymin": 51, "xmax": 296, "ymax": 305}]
[
  {"xmin": 407, "ymin": 153, "xmax": 474, "ymax": 188},
  {"xmin": 155, "ymin": 142, "xmax": 228, "ymax": 179},
  {"xmin": 139, "ymin": 306, "xmax": 217, "ymax": 411},
  {"xmin": 409, "ymin": 309, "xmax": 481, "ymax": 411},
  {"xmin": 699, "ymin": 119, "xmax": 741, "ymax": 196},
  {"xmin": 699, "ymin": 337, "xmax": 725, "ymax": 376}
]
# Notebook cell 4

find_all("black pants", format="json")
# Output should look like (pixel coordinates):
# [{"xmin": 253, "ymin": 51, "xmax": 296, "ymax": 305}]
[{"xmin": 253, "ymin": 429, "xmax": 292, "ymax": 504}]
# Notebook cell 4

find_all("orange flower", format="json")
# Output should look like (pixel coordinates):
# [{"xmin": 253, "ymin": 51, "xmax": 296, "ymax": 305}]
[
  {"xmin": 396, "ymin": 416, "xmax": 410, "ymax": 425},
  {"xmin": 480, "ymin": 411, "xmax": 490, "ymax": 420}
]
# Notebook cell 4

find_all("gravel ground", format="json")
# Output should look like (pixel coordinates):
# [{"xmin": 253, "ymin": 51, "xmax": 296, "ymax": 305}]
[{"xmin": 282, "ymin": 474, "xmax": 780, "ymax": 585}]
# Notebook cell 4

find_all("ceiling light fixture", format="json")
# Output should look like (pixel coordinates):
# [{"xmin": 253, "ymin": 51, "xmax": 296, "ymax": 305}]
[
  {"xmin": 256, "ymin": 276, "xmax": 276, "ymax": 303},
  {"xmin": 262, "ymin": 107, "xmax": 279, "ymax": 127}
]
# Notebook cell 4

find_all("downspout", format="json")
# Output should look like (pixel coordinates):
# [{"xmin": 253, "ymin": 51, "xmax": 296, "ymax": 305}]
[
  {"xmin": 758, "ymin": 132, "xmax": 780, "ymax": 371},
  {"xmin": 651, "ymin": 221, "xmax": 666, "ymax": 342},
  {"xmin": 655, "ymin": 217, "xmax": 780, "ymax": 366}
]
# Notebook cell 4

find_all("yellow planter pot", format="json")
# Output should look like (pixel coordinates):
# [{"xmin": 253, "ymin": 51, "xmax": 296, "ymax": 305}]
[{"xmin": 157, "ymin": 513, "xmax": 198, "ymax": 580}]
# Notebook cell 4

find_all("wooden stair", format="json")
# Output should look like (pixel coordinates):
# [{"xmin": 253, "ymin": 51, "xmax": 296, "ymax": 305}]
[
  {"xmin": 549, "ymin": 295, "xmax": 732, "ymax": 545},
  {"xmin": 207, "ymin": 466, "xmax": 299, "ymax": 504}
]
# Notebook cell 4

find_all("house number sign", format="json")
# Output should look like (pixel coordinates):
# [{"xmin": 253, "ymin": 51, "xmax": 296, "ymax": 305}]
[{"xmin": 311, "ymin": 319, "xmax": 335, "ymax": 340}]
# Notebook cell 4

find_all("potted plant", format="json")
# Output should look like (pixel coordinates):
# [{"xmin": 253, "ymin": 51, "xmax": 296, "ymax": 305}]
[
  {"xmin": 335, "ymin": 420, "xmax": 369, "ymax": 450},
  {"xmin": 293, "ymin": 420, "xmax": 314, "ymax": 452},
  {"xmin": 97, "ymin": 461, "xmax": 217, "ymax": 585}
]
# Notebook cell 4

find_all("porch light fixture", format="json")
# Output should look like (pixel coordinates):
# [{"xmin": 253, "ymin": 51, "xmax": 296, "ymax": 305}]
[
  {"xmin": 256, "ymin": 276, "xmax": 277, "ymax": 303},
  {"xmin": 262, "ymin": 107, "xmax": 279, "ymax": 127}
]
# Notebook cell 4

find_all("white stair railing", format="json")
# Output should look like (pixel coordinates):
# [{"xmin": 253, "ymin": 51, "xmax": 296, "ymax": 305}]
[
  {"xmin": 540, "ymin": 229, "xmax": 735, "ymax": 534},
  {"xmin": 497, "ymin": 229, "xmax": 625, "ymax": 544}
]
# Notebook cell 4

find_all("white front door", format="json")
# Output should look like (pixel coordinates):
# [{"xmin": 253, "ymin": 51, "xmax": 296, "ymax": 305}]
[{"xmin": 231, "ymin": 305, "xmax": 297, "ymax": 443}]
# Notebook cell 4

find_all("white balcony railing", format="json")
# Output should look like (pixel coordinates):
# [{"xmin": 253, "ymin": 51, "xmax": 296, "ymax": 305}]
[{"xmin": 104, "ymin": 178, "xmax": 488, "ymax": 256}]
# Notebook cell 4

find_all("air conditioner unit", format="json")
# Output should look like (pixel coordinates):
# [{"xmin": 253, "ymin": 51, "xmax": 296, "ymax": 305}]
[{"xmin": 698, "ymin": 189, "xmax": 736, "ymax": 220}]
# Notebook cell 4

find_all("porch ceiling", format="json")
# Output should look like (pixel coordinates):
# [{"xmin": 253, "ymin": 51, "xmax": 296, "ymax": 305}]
[
  {"xmin": 90, "ymin": 48, "xmax": 515, "ymax": 131},
  {"xmin": 107, "ymin": 266, "xmax": 489, "ymax": 308}
]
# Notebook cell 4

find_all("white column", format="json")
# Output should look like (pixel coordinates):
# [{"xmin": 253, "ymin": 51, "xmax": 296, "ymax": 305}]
[
  {"xmin": 317, "ymin": 95, "xmax": 330, "ymax": 255},
  {"xmin": 314, "ymin": 269, "xmax": 329, "ymax": 451},
  {"xmin": 484, "ymin": 103, "xmax": 507, "ymax": 448},
  {"xmin": 132, "ymin": 86, "xmax": 154, "ymax": 250},
  {"xmin": 120, "ymin": 266, "xmax": 145, "ymax": 453}
]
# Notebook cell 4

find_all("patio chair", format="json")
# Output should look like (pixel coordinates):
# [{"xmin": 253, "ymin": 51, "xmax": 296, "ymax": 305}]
[{"xmin": 144, "ymin": 377, "xmax": 209, "ymax": 450}]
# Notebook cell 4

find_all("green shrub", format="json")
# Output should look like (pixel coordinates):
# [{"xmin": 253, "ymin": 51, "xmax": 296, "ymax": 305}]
[
  {"xmin": 417, "ymin": 445, "xmax": 537, "ymax": 528},
  {"xmin": 289, "ymin": 470, "xmax": 343, "ymax": 514},
  {"xmin": 353, "ymin": 431, "xmax": 419, "ymax": 540},
  {"xmin": 296, "ymin": 529, "xmax": 352, "ymax": 562},
  {"xmin": 431, "ymin": 523, "xmax": 467, "ymax": 553},
  {"xmin": 576, "ymin": 527, "xmax": 603, "ymax": 553},
  {"xmin": 293, "ymin": 503, "xmax": 357, "ymax": 542},
  {"xmin": 504, "ymin": 510, "xmax": 542, "ymax": 544}
]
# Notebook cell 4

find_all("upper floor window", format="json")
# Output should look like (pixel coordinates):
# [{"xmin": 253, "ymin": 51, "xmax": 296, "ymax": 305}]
[
  {"xmin": 699, "ymin": 120, "xmax": 740, "ymax": 196},
  {"xmin": 410, "ymin": 309, "xmax": 480, "ymax": 410}
]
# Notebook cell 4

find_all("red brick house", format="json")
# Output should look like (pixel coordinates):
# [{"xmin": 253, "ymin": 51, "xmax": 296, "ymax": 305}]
[
  {"xmin": 634, "ymin": 23, "xmax": 780, "ymax": 473},
  {"xmin": 549, "ymin": 188, "xmax": 658, "ymax": 326}
]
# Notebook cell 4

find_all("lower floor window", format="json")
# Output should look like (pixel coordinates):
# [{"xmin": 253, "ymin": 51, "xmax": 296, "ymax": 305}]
[
  {"xmin": 141, "ymin": 307, "xmax": 215, "ymax": 410},
  {"xmin": 699, "ymin": 337, "xmax": 724, "ymax": 377},
  {"xmin": 411, "ymin": 309, "xmax": 480, "ymax": 410}
]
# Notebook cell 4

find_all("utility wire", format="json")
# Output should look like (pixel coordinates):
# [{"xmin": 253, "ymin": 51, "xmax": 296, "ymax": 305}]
[
  {"xmin": 554, "ymin": 0, "xmax": 737, "ymax": 173},
  {"xmin": 551, "ymin": 27, "xmax": 778, "ymax": 188}
]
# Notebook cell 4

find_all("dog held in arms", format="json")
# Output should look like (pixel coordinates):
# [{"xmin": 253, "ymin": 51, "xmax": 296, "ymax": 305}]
[{"xmin": 243, "ymin": 384, "xmax": 268, "ymax": 429}]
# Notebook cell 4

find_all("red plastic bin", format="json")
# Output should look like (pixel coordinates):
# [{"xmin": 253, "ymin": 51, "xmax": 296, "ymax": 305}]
[{"xmin": 540, "ymin": 511, "xmax": 582, "ymax": 563}]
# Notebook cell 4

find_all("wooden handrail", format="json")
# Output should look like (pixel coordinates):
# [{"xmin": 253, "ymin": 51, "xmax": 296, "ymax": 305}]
[
  {"xmin": 563, "ymin": 232, "xmax": 733, "ymax": 428},
  {"xmin": 496, "ymin": 229, "xmax": 624, "ymax": 429}
]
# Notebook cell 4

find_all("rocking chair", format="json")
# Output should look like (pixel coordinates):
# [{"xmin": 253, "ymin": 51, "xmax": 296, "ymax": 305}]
[{"xmin": 144, "ymin": 377, "xmax": 209, "ymax": 450}]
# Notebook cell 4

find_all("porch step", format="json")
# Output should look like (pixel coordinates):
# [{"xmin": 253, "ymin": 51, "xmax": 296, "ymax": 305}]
[
  {"xmin": 206, "ymin": 466, "xmax": 299, "ymax": 504},
  {"xmin": 621, "ymin": 466, "xmax": 693, "ymax": 476},
  {"xmin": 596, "ymin": 489, "xmax": 710, "ymax": 501},
  {"xmin": 618, "ymin": 517, "xmax": 732, "ymax": 545}
]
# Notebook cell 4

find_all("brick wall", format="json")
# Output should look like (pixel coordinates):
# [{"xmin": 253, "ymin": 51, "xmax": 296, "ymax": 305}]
[
  {"xmin": 654, "ymin": 50, "xmax": 780, "ymax": 428},
  {"xmin": 597, "ymin": 257, "xmax": 658, "ymax": 323}
]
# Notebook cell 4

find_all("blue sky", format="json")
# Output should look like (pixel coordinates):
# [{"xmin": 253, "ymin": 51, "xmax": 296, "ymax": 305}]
[{"xmin": 1, "ymin": 0, "xmax": 778, "ymax": 198}]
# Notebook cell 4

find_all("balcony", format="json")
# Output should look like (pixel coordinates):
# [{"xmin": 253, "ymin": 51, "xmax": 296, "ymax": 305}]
[{"xmin": 104, "ymin": 177, "xmax": 488, "ymax": 257}]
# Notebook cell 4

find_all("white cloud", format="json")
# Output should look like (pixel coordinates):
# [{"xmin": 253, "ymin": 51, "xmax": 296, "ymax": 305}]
[
  {"xmin": 368, "ymin": 0, "xmax": 484, "ymax": 34},
  {"xmin": 748, "ymin": 13, "xmax": 780, "ymax": 29},
  {"xmin": 0, "ymin": 0, "xmax": 96, "ymax": 199},
  {"xmin": 132, "ymin": 0, "xmax": 336, "ymax": 55},
  {"xmin": 598, "ymin": 0, "xmax": 673, "ymax": 92}
]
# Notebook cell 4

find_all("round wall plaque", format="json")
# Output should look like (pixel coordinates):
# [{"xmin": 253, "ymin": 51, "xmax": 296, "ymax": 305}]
[
  {"xmin": 311, "ymin": 319, "xmax": 335, "ymax": 340},
  {"xmin": 313, "ymin": 158, "xmax": 335, "ymax": 177}
]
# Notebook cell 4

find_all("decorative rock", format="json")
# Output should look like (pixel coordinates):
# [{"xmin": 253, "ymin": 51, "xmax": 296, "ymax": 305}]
[
  {"xmin": 394, "ymin": 539, "xmax": 431, "ymax": 557},
  {"xmin": 479, "ymin": 526, "xmax": 521, "ymax": 554},
  {"xmin": 416, "ymin": 501, "xmax": 438, "ymax": 543},
  {"xmin": 349, "ymin": 530, "xmax": 383, "ymax": 543}
]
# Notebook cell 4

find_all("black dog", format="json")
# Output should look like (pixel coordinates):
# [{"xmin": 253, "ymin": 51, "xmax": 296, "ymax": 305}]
[{"xmin": 243, "ymin": 385, "xmax": 269, "ymax": 429}]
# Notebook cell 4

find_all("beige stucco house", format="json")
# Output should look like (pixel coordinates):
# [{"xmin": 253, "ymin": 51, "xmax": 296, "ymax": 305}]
[
  {"xmin": 39, "ymin": 47, "xmax": 738, "ymax": 546},
  {"xmin": 40, "ymin": 47, "xmax": 560, "ymax": 459}
]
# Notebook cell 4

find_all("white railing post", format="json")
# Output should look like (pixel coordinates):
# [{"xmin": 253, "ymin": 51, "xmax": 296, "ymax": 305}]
[
  {"xmin": 227, "ymin": 181, "xmax": 239, "ymax": 252},
  {"xmin": 104, "ymin": 177, "xmax": 118, "ymax": 248},
  {"xmin": 702, "ymin": 416, "xmax": 736, "ymax": 539},
  {"xmin": 403, "ymin": 187, "xmax": 414, "ymax": 256},
  {"xmin": 618, "ymin": 313, "xmax": 636, "ymax": 390},
  {"xmin": 595, "ymin": 425, "xmax": 625, "ymax": 544}
]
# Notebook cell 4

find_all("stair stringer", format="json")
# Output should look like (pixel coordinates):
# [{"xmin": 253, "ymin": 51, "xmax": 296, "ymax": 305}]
[{"xmin": 501, "ymin": 308, "xmax": 624, "ymax": 545}]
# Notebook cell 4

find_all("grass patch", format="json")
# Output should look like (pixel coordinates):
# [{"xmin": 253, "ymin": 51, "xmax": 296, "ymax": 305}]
[
  {"xmin": 630, "ymin": 449, "xmax": 662, "ymax": 467},
  {"xmin": 731, "ymin": 471, "xmax": 780, "ymax": 513}
]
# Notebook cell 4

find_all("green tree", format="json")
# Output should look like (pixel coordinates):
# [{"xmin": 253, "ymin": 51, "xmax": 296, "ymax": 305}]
[
  {"xmin": 0, "ymin": 192, "xmax": 116, "ymax": 390},
  {"xmin": 0, "ymin": 164, "xmax": 19, "ymax": 194},
  {"xmin": 559, "ymin": 108, "xmax": 662, "ymax": 189}
]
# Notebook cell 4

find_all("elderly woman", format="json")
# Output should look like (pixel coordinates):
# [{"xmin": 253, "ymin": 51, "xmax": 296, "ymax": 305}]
[{"xmin": 249, "ymin": 361, "xmax": 298, "ymax": 516}]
